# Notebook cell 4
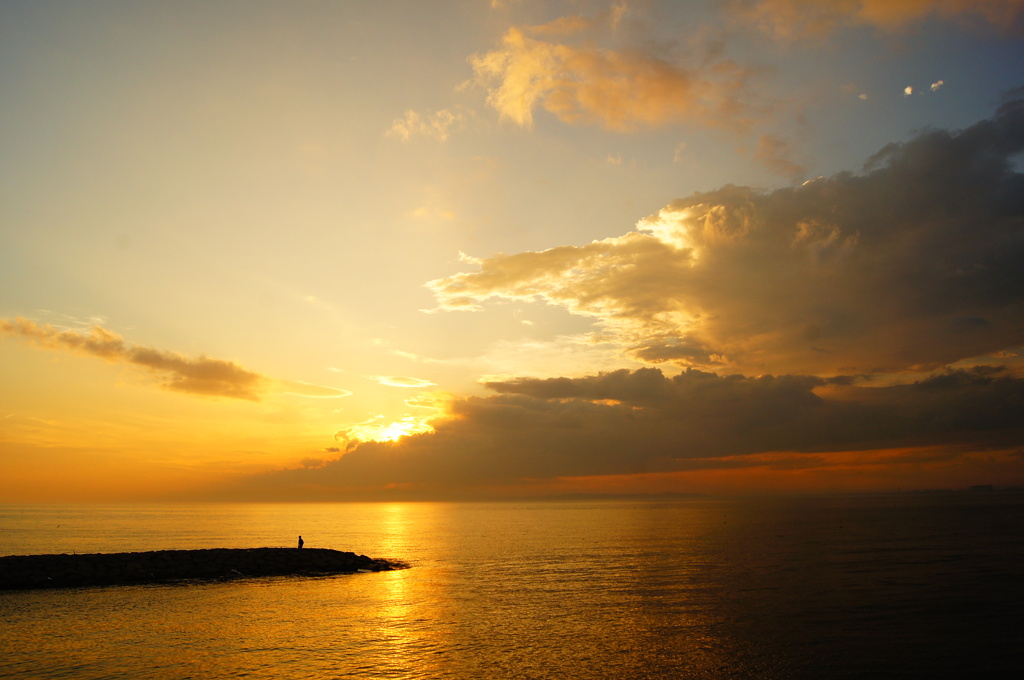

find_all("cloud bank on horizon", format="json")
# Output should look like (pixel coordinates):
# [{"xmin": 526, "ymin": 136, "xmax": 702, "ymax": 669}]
[{"xmin": 232, "ymin": 364, "xmax": 1024, "ymax": 498}]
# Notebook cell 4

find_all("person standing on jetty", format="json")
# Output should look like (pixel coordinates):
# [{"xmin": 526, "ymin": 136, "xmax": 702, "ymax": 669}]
[{"xmin": 297, "ymin": 535, "xmax": 304, "ymax": 549}]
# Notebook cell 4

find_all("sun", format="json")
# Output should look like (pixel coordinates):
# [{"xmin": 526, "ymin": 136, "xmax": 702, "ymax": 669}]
[
  {"xmin": 372, "ymin": 417, "xmax": 435, "ymax": 442},
  {"xmin": 339, "ymin": 414, "xmax": 436, "ymax": 444}
]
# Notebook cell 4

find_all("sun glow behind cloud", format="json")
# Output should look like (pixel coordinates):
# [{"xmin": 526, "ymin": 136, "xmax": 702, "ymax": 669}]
[
  {"xmin": 336, "ymin": 415, "xmax": 437, "ymax": 445},
  {"xmin": 334, "ymin": 392, "xmax": 448, "ymax": 446}
]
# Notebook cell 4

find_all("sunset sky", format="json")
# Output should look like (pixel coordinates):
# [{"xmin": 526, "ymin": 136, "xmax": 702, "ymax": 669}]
[{"xmin": 2, "ymin": 0, "xmax": 1023, "ymax": 501}]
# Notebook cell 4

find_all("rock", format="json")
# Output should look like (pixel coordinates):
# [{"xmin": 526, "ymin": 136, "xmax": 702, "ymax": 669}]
[{"xmin": 0, "ymin": 548, "xmax": 407, "ymax": 591}]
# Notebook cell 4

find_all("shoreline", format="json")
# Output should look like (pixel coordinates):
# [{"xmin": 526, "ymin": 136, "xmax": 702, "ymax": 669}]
[{"xmin": 0, "ymin": 547, "xmax": 405, "ymax": 590}]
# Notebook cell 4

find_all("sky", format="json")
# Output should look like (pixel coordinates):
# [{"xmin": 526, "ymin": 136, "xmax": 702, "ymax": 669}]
[{"xmin": 2, "ymin": 0, "xmax": 1023, "ymax": 502}]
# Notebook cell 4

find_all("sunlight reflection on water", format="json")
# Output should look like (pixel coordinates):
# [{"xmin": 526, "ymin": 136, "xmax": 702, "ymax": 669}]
[{"xmin": 1, "ymin": 495, "xmax": 1022, "ymax": 679}]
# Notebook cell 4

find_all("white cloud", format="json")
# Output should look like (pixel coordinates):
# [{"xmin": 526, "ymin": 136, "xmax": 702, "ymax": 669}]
[
  {"xmin": 385, "ymin": 108, "xmax": 465, "ymax": 142},
  {"xmin": 673, "ymin": 141, "xmax": 688, "ymax": 164}
]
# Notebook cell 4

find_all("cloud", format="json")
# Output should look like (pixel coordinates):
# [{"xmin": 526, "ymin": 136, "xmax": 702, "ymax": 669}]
[
  {"xmin": 857, "ymin": 0, "xmax": 1024, "ymax": 30},
  {"xmin": 1, "ymin": 318, "xmax": 328, "ymax": 401},
  {"xmin": 385, "ymin": 108, "xmax": 465, "ymax": 141},
  {"xmin": 470, "ymin": 19, "xmax": 756, "ymax": 131},
  {"xmin": 226, "ymin": 365, "xmax": 1024, "ymax": 498},
  {"xmin": 370, "ymin": 375, "xmax": 438, "ymax": 388},
  {"xmin": 735, "ymin": 0, "xmax": 1024, "ymax": 40},
  {"xmin": 428, "ymin": 97, "xmax": 1024, "ymax": 376},
  {"xmin": 753, "ymin": 133, "xmax": 806, "ymax": 180},
  {"xmin": 334, "ymin": 413, "xmax": 438, "ymax": 447},
  {"xmin": 278, "ymin": 380, "xmax": 353, "ymax": 398},
  {"xmin": 901, "ymin": 81, "xmax": 945, "ymax": 96},
  {"xmin": 673, "ymin": 141, "xmax": 688, "ymax": 163}
]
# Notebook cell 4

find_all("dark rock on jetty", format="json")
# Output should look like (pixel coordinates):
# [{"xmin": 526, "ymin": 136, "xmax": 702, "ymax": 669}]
[{"xmin": 0, "ymin": 548, "xmax": 404, "ymax": 591}]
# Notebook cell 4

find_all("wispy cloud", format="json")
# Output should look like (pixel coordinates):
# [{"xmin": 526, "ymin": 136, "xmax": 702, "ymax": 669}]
[
  {"xmin": 753, "ymin": 133, "xmax": 806, "ymax": 180},
  {"xmin": 0, "ymin": 318, "xmax": 350, "ymax": 401},
  {"xmin": 735, "ymin": 0, "xmax": 1024, "ymax": 40},
  {"xmin": 279, "ymin": 381, "xmax": 353, "ymax": 398},
  {"xmin": 385, "ymin": 108, "xmax": 465, "ymax": 141},
  {"xmin": 370, "ymin": 375, "xmax": 437, "ymax": 388},
  {"xmin": 428, "ymin": 98, "xmax": 1024, "ymax": 376}
]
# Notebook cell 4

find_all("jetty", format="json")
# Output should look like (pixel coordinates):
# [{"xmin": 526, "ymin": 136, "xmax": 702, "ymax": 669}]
[{"xmin": 0, "ymin": 547, "xmax": 403, "ymax": 591}]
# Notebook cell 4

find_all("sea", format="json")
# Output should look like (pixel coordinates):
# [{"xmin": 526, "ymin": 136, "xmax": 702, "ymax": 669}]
[{"xmin": 1, "ymin": 494, "xmax": 1021, "ymax": 679}]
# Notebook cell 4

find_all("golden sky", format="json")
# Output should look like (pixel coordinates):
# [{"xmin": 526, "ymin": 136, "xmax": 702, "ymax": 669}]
[{"xmin": 2, "ymin": 0, "xmax": 1023, "ymax": 501}]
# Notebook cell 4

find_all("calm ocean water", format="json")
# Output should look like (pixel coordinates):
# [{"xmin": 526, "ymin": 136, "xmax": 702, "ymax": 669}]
[{"xmin": 1, "ymin": 494, "xmax": 1021, "ymax": 679}]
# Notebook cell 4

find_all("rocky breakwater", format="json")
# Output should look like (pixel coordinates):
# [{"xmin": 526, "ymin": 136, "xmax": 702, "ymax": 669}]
[{"xmin": 0, "ymin": 548, "xmax": 404, "ymax": 590}]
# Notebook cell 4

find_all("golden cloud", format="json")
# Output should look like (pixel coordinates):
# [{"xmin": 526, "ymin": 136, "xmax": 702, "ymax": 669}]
[{"xmin": 470, "ymin": 21, "xmax": 755, "ymax": 131}]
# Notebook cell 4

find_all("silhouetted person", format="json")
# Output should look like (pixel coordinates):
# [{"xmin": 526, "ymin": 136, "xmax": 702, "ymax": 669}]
[{"xmin": 298, "ymin": 535, "xmax": 304, "ymax": 549}]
